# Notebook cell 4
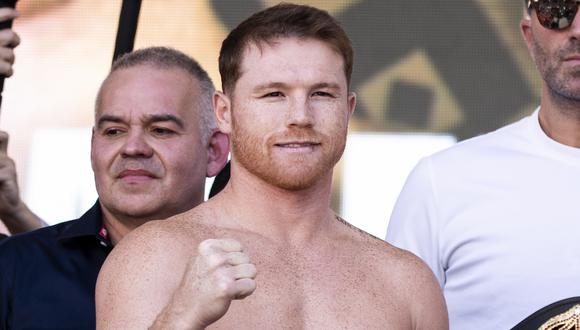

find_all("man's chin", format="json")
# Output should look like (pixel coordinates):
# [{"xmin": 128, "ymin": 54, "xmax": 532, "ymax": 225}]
[
  {"xmin": 106, "ymin": 195, "xmax": 165, "ymax": 219},
  {"xmin": 258, "ymin": 166, "xmax": 328, "ymax": 191}
]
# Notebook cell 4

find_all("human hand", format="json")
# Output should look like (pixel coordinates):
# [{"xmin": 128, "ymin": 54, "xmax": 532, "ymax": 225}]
[
  {"xmin": 184, "ymin": 238, "xmax": 257, "ymax": 328},
  {"xmin": 0, "ymin": 130, "xmax": 21, "ymax": 217},
  {"xmin": 0, "ymin": 131, "xmax": 43, "ymax": 234},
  {"xmin": 0, "ymin": 7, "xmax": 19, "ymax": 77}
]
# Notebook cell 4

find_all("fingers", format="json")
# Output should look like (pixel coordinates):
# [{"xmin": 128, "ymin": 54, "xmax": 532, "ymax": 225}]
[
  {"xmin": 0, "ymin": 131, "xmax": 8, "ymax": 154},
  {"xmin": 195, "ymin": 238, "xmax": 257, "ymax": 301},
  {"xmin": 0, "ymin": 57, "xmax": 13, "ymax": 77},
  {"xmin": 198, "ymin": 238, "xmax": 243, "ymax": 254},
  {"xmin": 186, "ymin": 238, "xmax": 257, "ymax": 326},
  {"xmin": 220, "ymin": 264, "xmax": 257, "ymax": 300},
  {"xmin": 228, "ymin": 278, "xmax": 256, "ymax": 300},
  {"xmin": 0, "ymin": 47, "xmax": 15, "ymax": 64},
  {"xmin": 0, "ymin": 17, "xmax": 20, "ymax": 77},
  {"xmin": 0, "ymin": 159, "xmax": 16, "ymax": 175},
  {"xmin": 226, "ymin": 251, "xmax": 250, "ymax": 265},
  {"xmin": 232, "ymin": 263, "xmax": 257, "ymax": 280},
  {"xmin": 0, "ymin": 156, "xmax": 20, "ymax": 208},
  {"xmin": 0, "ymin": 27, "xmax": 20, "ymax": 48},
  {"xmin": 0, "ymin": 8, "xmax": 18, "ymax": 24}
]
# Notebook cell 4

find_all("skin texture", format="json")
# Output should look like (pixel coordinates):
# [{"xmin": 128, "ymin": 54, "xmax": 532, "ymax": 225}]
[
  {"xmin": 228, "ymin": 41, "xmax": 350, "ymax": 191},
  {"xmin": 96, "ymin": 38, "xmax": 448, "ymax": 330},
  {"xmin": 91, "ymin": 64, "xmax": 228, "ymax": 244},
  {"xmin": 521, "ymin": 8, "xmax": 580, "ymax": 147}
]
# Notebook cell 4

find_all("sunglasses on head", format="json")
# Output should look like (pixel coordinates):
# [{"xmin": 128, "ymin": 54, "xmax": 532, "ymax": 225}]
[{"xmin": 528, "ymin": 0, "xmax": 580, "ymax": 30}]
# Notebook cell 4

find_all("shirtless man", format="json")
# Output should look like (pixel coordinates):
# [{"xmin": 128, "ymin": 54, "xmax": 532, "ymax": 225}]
[{"xmin": 96, "ymin": 4, "xmax": 448, "ymax": 329}]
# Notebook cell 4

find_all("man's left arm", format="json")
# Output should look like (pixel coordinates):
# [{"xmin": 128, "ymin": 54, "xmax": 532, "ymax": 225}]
[
  {"xmin": 407, "ymin": 257, "xmax": 449, "ymax": 330},
  {"xmin": 0, "ymin": 131, "xmax": 45, "ymax": 235},
  {"xmin": 0, "ymin": 12, "xmax": 45, "ymax": 236}
]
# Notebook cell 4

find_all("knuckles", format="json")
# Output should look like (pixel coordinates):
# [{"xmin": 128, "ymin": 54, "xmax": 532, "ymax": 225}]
[
  {"xmin": 197, "ymin": 239, "xmax": 219, "ymax": 254},
  {"xmin": 193, "ymin": 238, "xmax": 257, "ymax": 301}
]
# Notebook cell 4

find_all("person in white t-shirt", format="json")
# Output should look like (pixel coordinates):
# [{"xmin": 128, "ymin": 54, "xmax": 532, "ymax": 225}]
[{"xmin": 386, "ymin": 1, "xmax": 580, "ymax": 329}]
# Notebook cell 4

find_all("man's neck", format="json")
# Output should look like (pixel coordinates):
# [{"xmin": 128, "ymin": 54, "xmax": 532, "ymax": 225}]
[
  {"xmin": 99, "ymin": 207, "xmax": 149, "ymax": 246},
  {"xmin": 540, "ymin": 87, "xmax": 580, "ymax": 148},
  {"xmin": 214, "ymin": 162, "xmax": 336, "ymax": 245}
]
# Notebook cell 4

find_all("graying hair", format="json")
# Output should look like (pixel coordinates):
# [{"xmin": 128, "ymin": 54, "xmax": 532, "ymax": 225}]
[{"xmin": 95, "ymin": 47, "xmax": 216, "ymax": 143}]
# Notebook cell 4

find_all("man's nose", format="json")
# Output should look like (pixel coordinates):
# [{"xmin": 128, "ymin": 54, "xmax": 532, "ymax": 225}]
[
  {"xmin": 120, "ymin": 130, "xmax": 154, "ymax": 158},
  {"xmin": 286, "ymin": 97, "xmax": 314, "ymax": 128}
]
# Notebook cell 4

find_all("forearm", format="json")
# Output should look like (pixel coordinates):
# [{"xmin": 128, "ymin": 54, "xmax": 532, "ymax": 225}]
[{"xmin": 0, "ymin": 202, "xmax": 45, "ymax": 234}]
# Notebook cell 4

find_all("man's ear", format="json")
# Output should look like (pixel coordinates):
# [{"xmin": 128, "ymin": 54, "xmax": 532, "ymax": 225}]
[
  {"xmin": 347, "ymin": 91, "xmax": 356, "ymax": 122},
  {"xmin": 90, "ymin": 127, "xmax": 96, "ymax": 171},
  {"xmin": 521, "ymin": 16, "xmax": 534, "ymax": 60},
  {"xmin": 206, "ymin": 128, "xmax": 230, "ymax": 177},
  {"xmin": 214, "ymin": 91, "xmax": 232, "ymax": 134}
]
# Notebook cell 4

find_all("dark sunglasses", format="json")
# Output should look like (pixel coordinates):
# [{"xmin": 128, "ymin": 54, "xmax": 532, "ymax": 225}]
[{"xmin": 528, "ymin": 0, "xmax": 580, "ymax": 30}]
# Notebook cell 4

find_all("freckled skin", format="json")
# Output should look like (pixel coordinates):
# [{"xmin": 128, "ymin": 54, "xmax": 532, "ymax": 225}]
[{"xmin": 96, "ymin": 39, "xmax": 448, "ymax": 330}]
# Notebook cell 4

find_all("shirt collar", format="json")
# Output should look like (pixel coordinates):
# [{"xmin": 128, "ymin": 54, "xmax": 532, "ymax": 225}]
[{"xmin": 56, "ymin": 200, "xmax": 110, "ymax": 247}]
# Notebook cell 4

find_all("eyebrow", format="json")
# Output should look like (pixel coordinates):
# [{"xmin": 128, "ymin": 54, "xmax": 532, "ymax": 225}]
[
  {"xmin": 252, "ymin": 82, "xmax": 288, "ymax": 92},
  {"xmin": 310, "ymin": 82, "xmax": 341, "ymax": 91},
  {"xmin": 143, "ymin": 114, "xmax": 185, "ymax": 129},
  {"xmin": 96, "ymin": 114, "xmax": 185, "ymax": 129},
  {"xmin": 252, "ymin": 82, "xmax": 342, "ymax": 92},
  {"xmin": 96, "ymin": 115, "xmax": 124, "ymax": 129}
]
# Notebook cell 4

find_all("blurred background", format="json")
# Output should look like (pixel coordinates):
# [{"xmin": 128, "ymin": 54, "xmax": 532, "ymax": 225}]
[{"xmin": 0, "ymin": 0, "xmax": 539, "ymax": 237}]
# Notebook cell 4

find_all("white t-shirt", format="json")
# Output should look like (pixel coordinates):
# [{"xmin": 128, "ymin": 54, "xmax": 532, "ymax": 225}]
[{"xmin": 386, "ymin": 109, "xmax": 580, "ymax": 330}]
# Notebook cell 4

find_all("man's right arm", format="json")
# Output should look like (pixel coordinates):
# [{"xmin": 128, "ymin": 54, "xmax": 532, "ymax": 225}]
[
  {"xmin": 385, "ymin": 158, "xmax": 445, "ymax": 286},
  {"xmin": 95, "ymin": 224, "xmax": 257, "ymax": 329}
]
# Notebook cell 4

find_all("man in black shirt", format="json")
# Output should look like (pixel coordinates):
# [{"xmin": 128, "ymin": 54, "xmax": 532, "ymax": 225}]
[{"xmin": 0, "ymin": 47, "xmax": 229, "ymax": 329}]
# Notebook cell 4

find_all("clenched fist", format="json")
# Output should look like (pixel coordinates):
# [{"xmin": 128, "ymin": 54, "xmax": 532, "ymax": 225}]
[
  {"xmin": 192, "ymin": 238, "xmax": 257, "ymax": 326},
  {"xmin": 159, "ymin": 238, "xmax": 257, "ymax": 329}
]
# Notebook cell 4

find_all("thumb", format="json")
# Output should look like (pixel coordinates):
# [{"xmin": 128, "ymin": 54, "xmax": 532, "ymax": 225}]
[{"xmin": 0, "ymin": 131, "xmax": 8, "ymax": 154}]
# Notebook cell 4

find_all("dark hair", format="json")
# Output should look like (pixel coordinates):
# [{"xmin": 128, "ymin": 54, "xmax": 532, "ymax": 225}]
[
  {"xmin": 218, "ymin": 3, "xmax": 353, "ymax": 94},
  {"xmin": 97, "ymin": 47, "xmax": 216, "ymax": 142}
]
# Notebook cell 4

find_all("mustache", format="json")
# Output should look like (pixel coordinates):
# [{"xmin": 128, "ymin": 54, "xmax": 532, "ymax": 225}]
[
  {"xmin": 111, "ymin": 160, "xmax": 163, "ymax": 178},
  {"xmin": 267, "ymin": 127, "xmax": 328, "ymax": 144},
  {"xmin": 557, "ymin": 40, "xmax": 580, "ymax": 60}
]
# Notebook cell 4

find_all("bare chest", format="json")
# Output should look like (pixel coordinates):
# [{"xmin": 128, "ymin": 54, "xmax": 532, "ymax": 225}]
[{"xmin": 209, "ymin": 243, "xmax": 410, "ymax": 329}]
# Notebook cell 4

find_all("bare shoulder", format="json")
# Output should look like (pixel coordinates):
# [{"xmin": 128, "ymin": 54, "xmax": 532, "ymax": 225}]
[
  {"xmin": 96, "ymin": 207, "xmax": 213, "ymax": 329},
  {"xmin": 335, "ymin": 216, "xmax": 433, "ymax": 277},
  {"xmin": 98, "ymin": 204, "xmax": 218, "ymax": 286},
  {"xmin": 335, "ymin": 217, "xmax": 449, "ymax": 329}
]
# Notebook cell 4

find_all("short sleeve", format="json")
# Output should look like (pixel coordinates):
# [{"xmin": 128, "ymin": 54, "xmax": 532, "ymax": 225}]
[{"xmin": 385, "ymin": 157, "xmax": 445, "ymax": 286}]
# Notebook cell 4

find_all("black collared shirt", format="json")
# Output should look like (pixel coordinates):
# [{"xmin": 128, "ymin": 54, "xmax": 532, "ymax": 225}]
[{"xmin": 0, "ymin": 201, "xmax": 112, "ymax": 330}]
